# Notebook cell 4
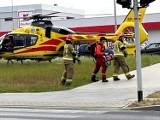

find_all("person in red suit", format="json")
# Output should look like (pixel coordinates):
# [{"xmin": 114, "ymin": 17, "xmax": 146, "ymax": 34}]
[{"xmin": 91, "ymin": 37, "xmax": 112, "ymax": 82}]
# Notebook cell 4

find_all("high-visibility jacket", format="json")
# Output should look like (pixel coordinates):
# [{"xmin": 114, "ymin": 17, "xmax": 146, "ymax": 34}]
[
  {"xmin": 95, "ymin": 41, "xmax": 105, "ymax": 57},
  {"xmin": 63, "ymin": 43, "xmax": 76, "ymax": 60},
  {"xmin": 114, "ymin": 40, "xmax": 126, "ymax": 56}
]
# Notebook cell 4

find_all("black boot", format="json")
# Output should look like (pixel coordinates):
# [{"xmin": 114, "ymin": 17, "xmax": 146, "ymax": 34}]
[
  {"xmin": 60, "ymin": 77, "xmax": 66, "ymax": 85},
  {"xmin": 113, "ymin": 76, "xmax": 120, "ymax": 81},
  {"xmin": 102, "ymin": 79, "xmax": 108, "ymax": 82},
  {"xmin": 127, "ymin": 74, "xmax": 135, "ymax": 80},
  {"xmin": 91, "ymin": 75, "xmax": 99, "ymax": 82}
]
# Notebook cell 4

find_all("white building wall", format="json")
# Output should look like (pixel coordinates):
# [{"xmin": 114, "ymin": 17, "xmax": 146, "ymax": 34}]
[
  {"xmin": 53, "ymin": 15, "xmax": 125, "ymax": 28},
  {"xmin": 0, "ymin": 12, "xmax": 18, "ymax": 31},
  {"xmin": 143, "ymin": 13, "xmax": 160, "ymax": 23},
  {"xmin": 54, "ymin": 13, "xmax": 160, "ymax": 28},
  {"xmin": 147, "ymin": 30, "xmax": 160, "ymax": 43}
]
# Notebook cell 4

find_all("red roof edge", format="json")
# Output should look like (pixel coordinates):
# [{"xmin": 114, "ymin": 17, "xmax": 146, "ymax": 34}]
[
  {"xmin": 143, "ymin": 22, "xmax": 160, "ymax": 30},
  {"xmin": 70, "ymin": 22, "xmax": 160, "ymax": 33}
]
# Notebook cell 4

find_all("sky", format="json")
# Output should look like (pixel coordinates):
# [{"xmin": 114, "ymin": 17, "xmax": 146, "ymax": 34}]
[{"xmin": 0, "ymin": 0, "xmax": 159, "ymax": 16}]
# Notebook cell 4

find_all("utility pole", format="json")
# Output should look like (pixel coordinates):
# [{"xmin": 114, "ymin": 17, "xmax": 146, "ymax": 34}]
[
  {"xmin": 114, "ymin": 0, "xmax": 117, "ymax": 32},
  {"xmin": 133, "ymin": 0, "xmax": 143, "ymax": 102},
  {"xmin": 11, "ymin": 0, "xmax": 14, "ymax": 29}
]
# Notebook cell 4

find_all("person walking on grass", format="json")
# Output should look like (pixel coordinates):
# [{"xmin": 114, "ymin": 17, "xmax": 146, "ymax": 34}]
[
  {"xmin": 91, "ymin": 37, "xmax": 113, "ymax": 82},
  {"xmin": 113, "ymin": 33, "xmax": 135, "ymax": 81},
  {"xmin": 61, "ymin": 34, "xmax": 81, "ymax": 85}
]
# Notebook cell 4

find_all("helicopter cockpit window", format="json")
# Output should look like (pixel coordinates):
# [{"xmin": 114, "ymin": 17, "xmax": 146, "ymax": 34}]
[
  {"xmin": 13, "ymin": 34, "xmax": 38, "ymax": 48},
  {"xmin": 30, "ymin": 36, "xmax": 37, "ymax": 45},
  {"xmin": 14, "ymin": 35, "xmax": 26, "ymax": 47},
  {"xmin": 0, "ymin": 34, "xmax": 38, "ymax": 51}
]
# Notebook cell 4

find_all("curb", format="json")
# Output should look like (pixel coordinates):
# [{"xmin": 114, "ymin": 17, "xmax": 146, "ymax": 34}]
[{"xmin": 127, "ymin": 105, "xmax": 160, "ymax": 111}]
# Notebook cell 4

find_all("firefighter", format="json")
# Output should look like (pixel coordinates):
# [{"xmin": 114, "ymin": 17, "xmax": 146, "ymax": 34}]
[
  {"xmin": 113, "ymin": 33, "xmax": 135, "ymax": 81},
  {"xmin": 91, "ymin": 37, "xmax": 110, "ymax": 82},
  {"xmin": 61, "ymin": 34, "xmax": 81, "ymax": 85}
]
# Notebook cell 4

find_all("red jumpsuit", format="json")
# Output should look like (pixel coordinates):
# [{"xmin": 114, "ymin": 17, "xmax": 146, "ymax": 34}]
[{"xmin": 92, "ymin": 41, "xmax": 107, "ymax": 81}]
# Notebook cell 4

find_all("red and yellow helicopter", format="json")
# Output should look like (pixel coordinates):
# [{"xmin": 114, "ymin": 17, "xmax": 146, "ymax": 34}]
[{"xmin": 0, "ymin": 7, "xmax": 148, "ymax": 63}]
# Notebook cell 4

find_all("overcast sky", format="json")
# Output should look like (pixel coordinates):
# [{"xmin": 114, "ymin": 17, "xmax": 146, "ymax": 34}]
[{"xmin": 0, "ymin": 0, "xmax": 159, "ymax": 15}]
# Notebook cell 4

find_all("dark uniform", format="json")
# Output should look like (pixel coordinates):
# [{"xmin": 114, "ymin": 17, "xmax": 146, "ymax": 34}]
[
  {"xmin": 113, "ymin": 33, "xmax": 135, "ymax": 81},
  {"xmin": 61, "ymin": 34, "xmax": 80, "ymax": 85},
  {"xmin": 91, "ymin": 37, "xmax": 109, "ymax": 82},
  {"xmin": 5, "ymin": 35, "xmax": 15, "ymax": 52}
]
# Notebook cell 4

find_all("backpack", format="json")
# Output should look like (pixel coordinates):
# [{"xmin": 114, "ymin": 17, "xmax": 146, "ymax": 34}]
[{"xmin": 88, "ymin": 41, "xmax": 97, "ymax": 57}]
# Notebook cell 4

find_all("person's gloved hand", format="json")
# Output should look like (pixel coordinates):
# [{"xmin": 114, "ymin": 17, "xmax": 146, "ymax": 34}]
[
  {"xmin": 110, "ymin": 54, "xmax": 114, "ymax": 60},
  {"xmin": 73, "ymin": 57, "xmax": 76, "ymax": 63},
  {"xmin": 123, "ymin": 51, "xmax": 128, "ymax": 58}
]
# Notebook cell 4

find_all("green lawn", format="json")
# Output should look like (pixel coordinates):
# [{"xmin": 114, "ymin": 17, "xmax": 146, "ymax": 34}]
[{"xmin": 0, "ymin": 54, "xmax": 160, "ymax": 93}]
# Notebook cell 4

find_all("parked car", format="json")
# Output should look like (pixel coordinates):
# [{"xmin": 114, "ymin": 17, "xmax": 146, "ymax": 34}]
[
  {"xmin": 78, "ymin": 44, "xmax": 90, "ymax": 56},
  {"xmin": 141, "ymin": 43, "xmax": 160, "ymax": 54},
  {"xmin": 140, "ymin": 41, "xmax": 148, "ymax": 50},
  {"xmin": 78, "ymin": 44, "xmax": 113, "ymax": 57}
]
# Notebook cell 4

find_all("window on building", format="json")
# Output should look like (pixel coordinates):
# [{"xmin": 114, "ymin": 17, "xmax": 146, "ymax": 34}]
[
  {"xmin": 66, "ymin": 16, "xmax": 75, "ymax": 19},
  {"xmin": 5, "ymin": 17, "xmax": 13, "ymax": 21}
]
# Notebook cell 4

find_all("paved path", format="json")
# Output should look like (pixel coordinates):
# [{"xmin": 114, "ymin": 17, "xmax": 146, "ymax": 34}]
[{"xmin": 0, "ymin": 63, "xmax": 160, "ymax": 109}]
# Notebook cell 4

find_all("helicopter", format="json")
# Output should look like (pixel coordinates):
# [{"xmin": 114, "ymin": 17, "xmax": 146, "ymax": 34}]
[{"xmin": 0, "ymin": 7, "xmax": 148, "ymax": 64}]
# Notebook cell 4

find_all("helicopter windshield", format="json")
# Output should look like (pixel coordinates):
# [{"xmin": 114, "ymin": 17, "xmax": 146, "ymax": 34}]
[{"xmin": 0, "ymin": 34, "xmax": 38, "ymax": 52}]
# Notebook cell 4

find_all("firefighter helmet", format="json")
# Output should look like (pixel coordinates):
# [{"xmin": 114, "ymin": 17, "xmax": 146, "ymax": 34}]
[{"xmin": 66, "ymin": 34, "xmax": 73, "ymax": 42}]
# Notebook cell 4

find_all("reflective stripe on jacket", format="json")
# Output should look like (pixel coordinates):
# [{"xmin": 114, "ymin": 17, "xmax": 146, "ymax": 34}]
[
  {"xmin": 63, "ymin": 44, "xmax": 76, "ymax": 60},
  {"xmin": 114, "ymin": 41, "xmax": 125, "ymax": 56}
]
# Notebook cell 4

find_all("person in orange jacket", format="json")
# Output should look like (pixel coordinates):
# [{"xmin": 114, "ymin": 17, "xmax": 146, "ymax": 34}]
[{"xmin": 91, "ymin": 37, "xmax": 112, "ymax": 82}]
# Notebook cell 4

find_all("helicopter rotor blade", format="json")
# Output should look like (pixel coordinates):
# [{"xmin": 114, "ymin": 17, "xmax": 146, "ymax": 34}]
[
  {"xmin": 0, "ymin": 12, "xmax": 62, "ymax": 20},
  {"xmin": 45, "ymin": 12, "xmax": 61, "ymax": 16}
]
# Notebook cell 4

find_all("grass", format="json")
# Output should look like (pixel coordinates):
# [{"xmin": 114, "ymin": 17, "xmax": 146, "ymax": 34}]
[{"xmin": 0, "ymin": 54, "xmax": 160, "ymax": 93}]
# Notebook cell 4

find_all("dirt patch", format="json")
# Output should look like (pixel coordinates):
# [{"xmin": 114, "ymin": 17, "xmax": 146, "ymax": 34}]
[
  {"xmin": 128, "ymin": 91, "xmax": 160, "ymax": 107},
  {"xmin": 147, "ymin": 91, "xmax": 160, "ymax": 98}
]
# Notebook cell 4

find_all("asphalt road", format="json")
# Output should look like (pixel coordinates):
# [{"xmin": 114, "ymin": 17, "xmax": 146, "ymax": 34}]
[{"xmin": 0, "ymin": 108, "xmax": 160, "ymax": 120}]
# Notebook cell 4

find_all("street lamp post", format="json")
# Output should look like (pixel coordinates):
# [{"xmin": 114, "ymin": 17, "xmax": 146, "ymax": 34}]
[
  {"xmin": 11, "ymin": 0, "xmax": 14, "ymax": 29},
  {"xmin": 133, "ymin": 0, "xmax": 143, "ymax": 102},
  {"xmin": 114, "ymin": 0, "xmax": 117, "ymax": 32}
]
